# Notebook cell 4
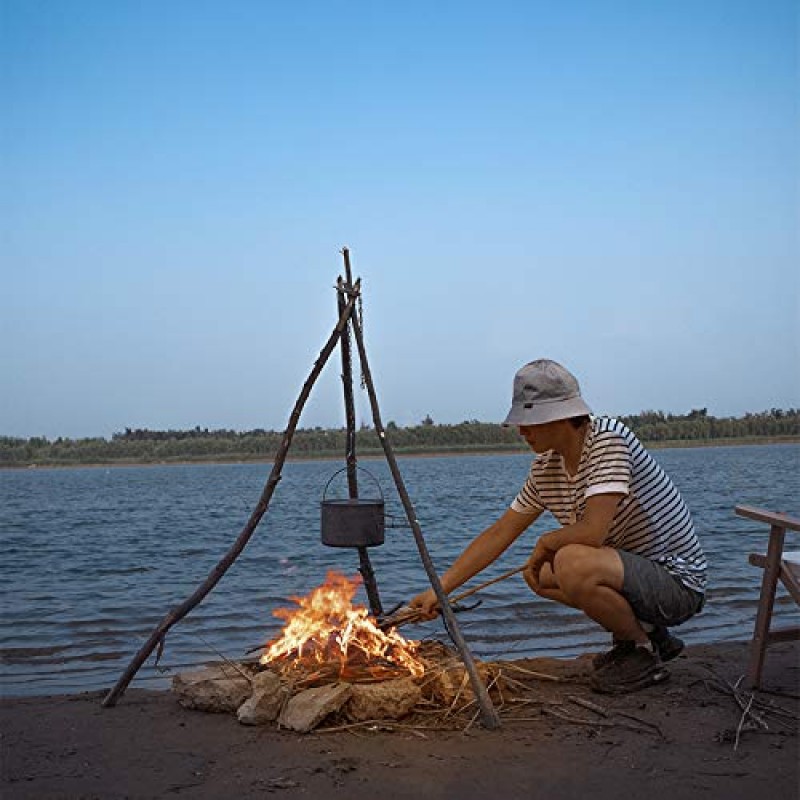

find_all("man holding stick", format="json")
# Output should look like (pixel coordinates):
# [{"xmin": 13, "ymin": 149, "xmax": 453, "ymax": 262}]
[{"xmin": 410, "ymin": 359, "xmax": 706, "ymax": 694}]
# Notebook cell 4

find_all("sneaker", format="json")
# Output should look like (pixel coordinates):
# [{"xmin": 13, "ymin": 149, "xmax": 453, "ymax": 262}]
[
  {"xmin": 592, "ymin": 639, "xmax": 635, "ymax": 671},
  {"xmin": 590, "ymin": 645, "xmax": 670, "ymax": 695},
  {"xmin": 593, "ymin": 628, "xmax": 684, "ymax": 670},
  {"xmin": 648, "ymin": 626, "xmax": 684, "ymax": 662}
]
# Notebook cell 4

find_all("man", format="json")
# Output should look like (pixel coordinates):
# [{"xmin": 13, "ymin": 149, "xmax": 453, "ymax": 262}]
[{"xmin": 410, "ymin": 359, "xmax": 706, "ymax": 694}]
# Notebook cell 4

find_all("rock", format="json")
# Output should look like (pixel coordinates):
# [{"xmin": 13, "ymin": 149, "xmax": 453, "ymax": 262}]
[
  {"xmin": 346, "ymin": 677, "xmax": 422, "ymax": 722},
  {"xmin": 172, "ymin": 665, "xmax": 252, "ymax": 713},
  {"xmin": 237, "ymin": 671, "xmax": 289, "ymax": 725},
  {"xmin": 248, "ymin": 669, "xmax": 282, "ymax": 691},
  {"xmin": 278, "ymin": 682, "xmax": 352, "ymax": 733}
]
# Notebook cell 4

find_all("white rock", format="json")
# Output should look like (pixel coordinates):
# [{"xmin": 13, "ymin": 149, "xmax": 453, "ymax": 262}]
[
  {"xmin": 278, "ymin": 682, "xmax": 352, "ymax": 733},
  {"xmin": 237, "ymin": 671, "xmax": 289, "ymax": 725},
  {"xmin": 251, "ymin": 669, "xmax": 282, "ymax": 692},
  {"xmin": 346, "ymin": 677, "xmax": 422, "ymax": 721},
  {"xmin": 172, "ymin": 665, "xmax": 252, "ymax": 713}
]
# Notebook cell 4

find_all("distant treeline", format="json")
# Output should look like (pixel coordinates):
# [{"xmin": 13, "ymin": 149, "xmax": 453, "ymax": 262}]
[{"xmin": 2, "ymin": 408, "xmax": 798, "ymax": 467}]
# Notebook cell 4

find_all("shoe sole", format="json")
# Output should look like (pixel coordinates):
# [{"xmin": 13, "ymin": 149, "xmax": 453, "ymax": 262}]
[
  {"xmin": 590, "ymin": 667, "xmax": 671, "ymax": 695},
  {"xmin": 594, "ymin": 638, "xmax": 683, "ymax": 671}
]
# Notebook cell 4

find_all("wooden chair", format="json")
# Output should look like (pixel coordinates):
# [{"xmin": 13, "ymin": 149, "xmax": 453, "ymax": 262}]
[{"xmin": 735, "ymin": 504, "xmax": 800, "ymax": 689}]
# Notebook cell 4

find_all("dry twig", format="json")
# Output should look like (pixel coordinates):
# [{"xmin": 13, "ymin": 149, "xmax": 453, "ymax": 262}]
[
  {"xmin": 567, "ymin": 695, "xmax": 608, "ymax": 717},
  {"xmin": 566, "ymin": 695, "xmax": 666, "ymax": 740},
  {"xmin": 462, "ymin": 708, "xmax": 482, "ymax": 735},
  {"xmin": 542, "ymin": 705, "xmax": 663, "ymax": 737},
  {"xmin": 194, "ymin": 634, "xmax": 255, "ymax": 685},
  {"xmin": 734, "ymin": 694, "xmax": 756, "ymax": 751},
  {"xmin": 497, "ymin": 663, "xmax": 563, "ymax": 683}
]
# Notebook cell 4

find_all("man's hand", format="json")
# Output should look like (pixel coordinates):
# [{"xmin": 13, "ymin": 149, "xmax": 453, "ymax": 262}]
[
  {"xmin": 408, "ymin": 588, "xmax": 440, "ymax": 620},
  {"xmin": 525, "ymin": 534, "xmax": 556, "ymax": 591}
]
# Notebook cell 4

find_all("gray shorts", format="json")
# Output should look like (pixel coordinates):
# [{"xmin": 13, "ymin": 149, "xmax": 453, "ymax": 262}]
[{"xmin": 618, "ymin": 550, "xmax": 704, "ymax": 627}]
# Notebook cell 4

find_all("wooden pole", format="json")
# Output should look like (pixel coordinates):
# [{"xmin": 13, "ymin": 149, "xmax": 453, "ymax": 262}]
[
  {"xmin": 101, "ymin": 287, "xmax": 361, "ymax": 708},
  {"xmin": 338, "ymin": 249, "xmax": 382, "ymax": 616},
  {"xmin": 348, "ymin": 308, "xmax": 501, "ymax": 729},
  {"xmin": 340, "ymin": 249, "xmax": 358, "ymax": 497}
]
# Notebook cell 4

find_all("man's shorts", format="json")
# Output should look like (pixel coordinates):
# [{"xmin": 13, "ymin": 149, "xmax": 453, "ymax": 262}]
[{"xmin": 618, "ymin": 550, "xmax": 704, "ymax": 627}]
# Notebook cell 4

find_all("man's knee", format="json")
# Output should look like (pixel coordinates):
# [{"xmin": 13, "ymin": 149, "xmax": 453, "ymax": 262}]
[
  {"xmin": 553, "ymin": 544, "xmax": 622, "ymax": 599},
  {"xmin": 553, "ymin": 544, "xmax": 595, "ymax": 586}
]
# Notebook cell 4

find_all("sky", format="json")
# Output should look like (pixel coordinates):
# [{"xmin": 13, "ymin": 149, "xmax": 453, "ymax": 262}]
[{"xmin": 2, "ymin": 0, "xmax": 798, "ymax": 439}]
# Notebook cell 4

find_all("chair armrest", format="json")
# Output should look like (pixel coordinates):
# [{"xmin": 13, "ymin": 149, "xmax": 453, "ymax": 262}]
[{"xmin": 735, "ymin": 505, "xmax": 800, "ymax": 532}]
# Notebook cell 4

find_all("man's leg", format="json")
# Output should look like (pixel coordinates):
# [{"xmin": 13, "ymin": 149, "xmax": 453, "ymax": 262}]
[{"xmin": 526, "ymin": 543, "xmax": 649, "ymax": 645}]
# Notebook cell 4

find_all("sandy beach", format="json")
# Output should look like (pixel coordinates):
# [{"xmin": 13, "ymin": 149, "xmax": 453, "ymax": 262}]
[{"xmin": 2, "ymin": 640, "xmax": 797, "ymax": 800}]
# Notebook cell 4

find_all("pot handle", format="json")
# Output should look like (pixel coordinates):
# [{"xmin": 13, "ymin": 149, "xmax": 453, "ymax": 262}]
[{"xmin": 321, "ymin": 465, "xmax": 385, "ymax": 502}]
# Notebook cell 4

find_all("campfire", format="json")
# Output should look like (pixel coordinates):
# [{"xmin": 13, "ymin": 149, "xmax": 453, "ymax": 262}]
[
  {"xmin": 171, "ymin": 570, "xmax": 521, "ymax": 733},
  {"xmin": 260, "ymin": 570, "xmax": 426, "ymax": 683}
]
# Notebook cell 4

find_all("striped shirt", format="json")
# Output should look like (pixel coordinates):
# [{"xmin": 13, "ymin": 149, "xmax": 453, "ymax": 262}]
[{"xmin": 511, "ymin": 417, "xmax": 707, "ymax": 594}]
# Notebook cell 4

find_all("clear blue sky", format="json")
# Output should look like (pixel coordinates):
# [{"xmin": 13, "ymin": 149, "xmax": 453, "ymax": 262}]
[{"xmin": 2, "ymin": 0, "xmax": 798, "ymax": 439}]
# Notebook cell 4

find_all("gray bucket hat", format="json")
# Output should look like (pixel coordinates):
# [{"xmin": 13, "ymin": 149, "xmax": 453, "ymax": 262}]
[{"xmin": 503, "ymin": 359, "xmax": 592, "ymax": 426}]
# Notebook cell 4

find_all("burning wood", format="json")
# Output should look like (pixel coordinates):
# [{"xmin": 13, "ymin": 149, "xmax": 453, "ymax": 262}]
[{"xmin": 259, "ymin": 570, "xmax": 425, "ymax": 682}]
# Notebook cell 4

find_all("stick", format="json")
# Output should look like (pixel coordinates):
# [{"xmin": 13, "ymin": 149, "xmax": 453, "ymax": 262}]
[
  {"xmin": 617, "ymin": 710, "xmax": 667, "ymax": 739},
  {"xmin": 542, "ymin": 707, "xmax": 605, "ymax": 727},
  {"xmin": 734, "ymin": 694, "xmax": 755, "ymax": 751},
  {"xmin": 349, "ymin": 305, "xmax": 501, "ymax": 730},
  {"xmin": 542, "ymin": 706, "xmax": 660, "ymax": 736},
  {"xmin": 499, "ymin": 663, "xmax": 563, "ymax": 683},
  {"xmin": 197, "ymin": 639, "xmax": 254, "ymax": 684},
  {"xmin": 567, "ymin": 695, "xmax": 667, "ymax": 739},
  {"xmin": 462, "ymin": 707, "xmax": 482, "ymax": 735},
  {"xmin": 501, "ymin": 675, "xmax": 539, "ymax": 693},
  {"xmin": 379, "ymin": 565, "xmax": 527, "ymax": 631},
  {"xmin": 451, "ymin": 565, "xmax": 527, "ymax": 604},
  {"xmin": 318, "ymin": 720, "xmax": 452, "ymax": 734},
  {"xmin": 568, "ymin": 695, "xmax": 608, "ymax": 717},
  {"xmin": 101, "ymin": 287, "xmax": 360, "ymax": 708}
]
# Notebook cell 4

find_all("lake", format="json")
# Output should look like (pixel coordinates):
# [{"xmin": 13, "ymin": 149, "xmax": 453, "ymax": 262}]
[{"xmin": 1, "ymin": 444, "xmax": 798, "ymax": 697}]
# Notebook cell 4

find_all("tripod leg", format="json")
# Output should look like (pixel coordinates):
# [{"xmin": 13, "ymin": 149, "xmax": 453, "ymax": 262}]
[
  {"xmin": 102, "ymin": 289, "xmax": 360, "ymax": 708},
  {"xmin": 349, "ymin": 312, "xmax": 500, "ymax": 730},
  {"xmin": 357, "ymin": 546, "xmax": 384, "ymax": 617}
]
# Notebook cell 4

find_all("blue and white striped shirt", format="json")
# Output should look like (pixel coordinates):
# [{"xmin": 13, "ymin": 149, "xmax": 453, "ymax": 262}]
[{"xmin": 511, "ymin": 417, "xmax": 707, "ymax": 594}]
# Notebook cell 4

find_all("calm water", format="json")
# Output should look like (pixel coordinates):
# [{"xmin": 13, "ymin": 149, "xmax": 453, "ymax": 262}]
[{"xmin": 1, "ymin": 445, "xmax": 798, "ymax": 697}]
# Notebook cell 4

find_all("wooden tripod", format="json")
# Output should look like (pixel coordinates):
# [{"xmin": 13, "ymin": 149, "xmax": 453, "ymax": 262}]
[{"xmin": 101, "ymin": 249, "xmax": 499, "ymax": 730}]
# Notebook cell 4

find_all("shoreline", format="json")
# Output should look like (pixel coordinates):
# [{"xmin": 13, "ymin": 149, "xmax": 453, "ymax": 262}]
[
  {"xmin": 3, "ymin": 436, "xmax": 798, "ymax": 472},
  {"xmin": 2, "ymin": 640, "xmax": 797, "ymax": 799}
]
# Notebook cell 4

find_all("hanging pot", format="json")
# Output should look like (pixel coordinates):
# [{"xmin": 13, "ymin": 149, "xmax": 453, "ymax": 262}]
[{"xmin": 320, "ymin": 466, "xmax": 385, "ymax": 548}]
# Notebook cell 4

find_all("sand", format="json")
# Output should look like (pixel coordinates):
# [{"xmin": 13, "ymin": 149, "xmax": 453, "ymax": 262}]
[{"xmin": 2, "ymin": 640, "xmax": 797, "ymax": 800}]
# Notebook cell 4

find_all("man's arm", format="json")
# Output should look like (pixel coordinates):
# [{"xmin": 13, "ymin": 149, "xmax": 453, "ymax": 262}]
[
  {"xmin": 526, "ymin": 492, "xmax": 623, "ymax": 589},
  {"xmin": 409, "ymin": 507, "xmax": 540, "ymax": 616}
]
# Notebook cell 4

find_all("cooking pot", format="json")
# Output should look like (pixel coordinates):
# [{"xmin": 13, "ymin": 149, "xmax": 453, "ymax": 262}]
[{"xmin": 320, "ymin": 467, "xmax": 385, "ymax": 548}]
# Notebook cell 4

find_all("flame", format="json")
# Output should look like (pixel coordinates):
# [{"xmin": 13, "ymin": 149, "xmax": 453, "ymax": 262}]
[{"xmin": 260, "ymin": 570, "xmax": 424, "ymax": 678}]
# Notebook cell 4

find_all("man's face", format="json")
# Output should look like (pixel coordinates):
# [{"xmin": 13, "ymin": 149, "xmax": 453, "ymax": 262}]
[{"xmin": 518, "ymin": 421, "xmax": 562, "ymax": 453}]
